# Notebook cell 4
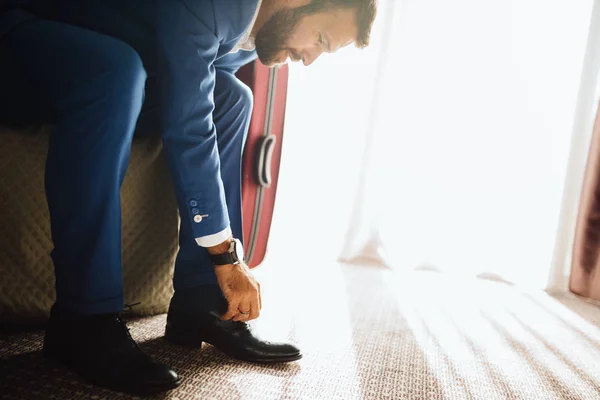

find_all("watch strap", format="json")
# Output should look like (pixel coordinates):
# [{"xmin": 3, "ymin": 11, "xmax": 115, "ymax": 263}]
[
  {"xmin": 209, "ymin": 251, "xmax": 237, "ymax": 266},
  {"xmin": 208, "ymin": 239, "xmax": 241, "ymax": 266}
]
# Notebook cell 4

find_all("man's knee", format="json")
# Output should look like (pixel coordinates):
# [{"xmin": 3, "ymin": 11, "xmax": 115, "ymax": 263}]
[
  {"xmin": 236, "ymin": 80, "xmax": 253, "ymax": 117},
  {"xmin": 103, "ymin": 41, "xmax": 147, "ymax": 105},
  {"xmin": 214, "ymin": 70, "xmax": 253, "ymax": 120}
]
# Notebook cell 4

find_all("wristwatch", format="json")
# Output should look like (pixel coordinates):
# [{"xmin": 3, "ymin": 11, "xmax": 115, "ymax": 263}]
[{"xmin": 208, "ymin": 238, "xmax": 245, "ymax": 266}]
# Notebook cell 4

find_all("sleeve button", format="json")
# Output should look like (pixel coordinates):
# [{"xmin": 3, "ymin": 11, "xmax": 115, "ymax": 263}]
[{"xmin": 193, "ymin": 215, "xmax": 203, "ymax": 223}]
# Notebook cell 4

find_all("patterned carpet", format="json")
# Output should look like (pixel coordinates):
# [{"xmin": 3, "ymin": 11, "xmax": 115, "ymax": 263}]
[{"xmin": 2, "ymin": 264, "xmax": 600, "ymax": 400}]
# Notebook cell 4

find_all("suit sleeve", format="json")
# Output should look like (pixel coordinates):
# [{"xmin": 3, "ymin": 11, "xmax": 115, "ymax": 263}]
[{"xmin": 156, "ymin": 0, "xmax": 230, "ymax": 242}]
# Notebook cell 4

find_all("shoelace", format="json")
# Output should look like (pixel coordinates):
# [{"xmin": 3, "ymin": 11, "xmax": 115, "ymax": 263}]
[{"xmin": 115, "ymin": 302, "xmax": 143, "ymax": 352}]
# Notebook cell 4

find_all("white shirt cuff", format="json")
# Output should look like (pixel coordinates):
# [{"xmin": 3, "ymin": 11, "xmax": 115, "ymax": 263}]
[{"xmin": 195, "ymin": 226, "xmax": 232, "ymax": 247}]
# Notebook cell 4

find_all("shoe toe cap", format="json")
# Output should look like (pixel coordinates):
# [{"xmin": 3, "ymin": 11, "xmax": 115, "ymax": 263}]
[
  {"xmin": 277, "ymin": 342, "xmax": 301, "ymax": 357},
  {"xmin": 258, "ymin": 340, "xmax": 302, "ymax": 360},
  {"xmin": 140, "ymin": 363, "xmax": 181, "ymax": 388}
]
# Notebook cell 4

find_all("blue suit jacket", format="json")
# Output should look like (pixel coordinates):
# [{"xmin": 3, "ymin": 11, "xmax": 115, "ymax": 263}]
[{"xmin": 0, "ymin": 0, "xmax": 259, "ymax": 240}]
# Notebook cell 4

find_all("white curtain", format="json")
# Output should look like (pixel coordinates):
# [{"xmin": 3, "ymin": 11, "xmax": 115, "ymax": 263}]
[{"xmin": 268, "ymin": 0, "xmax": 598, "ymax": 290}]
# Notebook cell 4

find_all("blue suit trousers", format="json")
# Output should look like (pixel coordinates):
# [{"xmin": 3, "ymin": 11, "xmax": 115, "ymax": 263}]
[{"xmin": 0, "ymin": 13, "xmax": 252, "ymax": 315}]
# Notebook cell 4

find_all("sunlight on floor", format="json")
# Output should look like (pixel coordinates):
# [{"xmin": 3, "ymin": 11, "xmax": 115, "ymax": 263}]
[
  {"xmin": 251, "ymin": 259, "xmax": 600, "ymax": 399},
  {"xmin": 386, "ymin": 271, "xmax": 600, "ymax": 399}
]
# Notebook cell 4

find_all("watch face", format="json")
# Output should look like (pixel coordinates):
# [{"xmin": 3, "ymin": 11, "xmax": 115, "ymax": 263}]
[{"xmin": 234, "ymin": 238, "xmax": 245, "ymax": 262}]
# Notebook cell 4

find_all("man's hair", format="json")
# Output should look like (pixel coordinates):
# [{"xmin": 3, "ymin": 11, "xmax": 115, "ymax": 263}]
[
  {"xmin": 304, "ymin": 0, "xmax": 376, "ymax": 48},
  {"xmin": 326, "ymin": 0, "xmax": 377, "ymax": 48}
]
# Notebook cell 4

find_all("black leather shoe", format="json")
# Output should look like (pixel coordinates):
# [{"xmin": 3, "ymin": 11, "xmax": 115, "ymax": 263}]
[
  {"xmin": 165, "ymin": 286, "xmax": 302, "ymax": 364},
  {"xmin": 43, "ymin": 307, "xmax": 181, "ymax": 394}
]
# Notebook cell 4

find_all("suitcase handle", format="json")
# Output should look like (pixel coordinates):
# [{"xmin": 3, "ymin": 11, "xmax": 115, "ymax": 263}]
[{"xmin": 256, "ymin": 134, "xmax": 277, "ymax": 188}]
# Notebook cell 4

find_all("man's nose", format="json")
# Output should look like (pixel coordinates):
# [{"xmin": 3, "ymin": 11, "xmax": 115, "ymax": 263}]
[{"xmin": 302, "ymin": 50, "xmax": 324, "ymax": 66}]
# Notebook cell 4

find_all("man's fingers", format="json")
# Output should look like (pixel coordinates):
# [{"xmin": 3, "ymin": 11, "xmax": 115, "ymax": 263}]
[
  {"xmin": 257, "ymin": 282, "xmax": 262, "ymax": 310},
  {"xmin": 222, "ymin": 309, "xmax": 236, "ymax": 320},
  {"xmin": 222, "ymin": 298, "xmax": 240, "ymax": 320},
  {"xmin": 233, "ymin": 312, "xmax": 249, "ymax": 322},
  {"xmin": 235, "ymin": 300, "xmax": 251, "ymax": 321},
  {"xmin": 249, "ymin": 297, "xmax": 259, "ymax": 320}
]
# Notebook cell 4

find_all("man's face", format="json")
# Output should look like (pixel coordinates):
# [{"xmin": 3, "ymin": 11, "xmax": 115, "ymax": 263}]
[{"xmin": 255, "ymin": 5, "xmax": 358, "ymax": 67}]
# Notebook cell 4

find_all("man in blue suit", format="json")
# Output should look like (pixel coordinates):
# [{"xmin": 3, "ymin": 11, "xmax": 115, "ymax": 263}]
[{"xmin": 0, "ymin": 0, "xmax": 377, "ymax": 394}]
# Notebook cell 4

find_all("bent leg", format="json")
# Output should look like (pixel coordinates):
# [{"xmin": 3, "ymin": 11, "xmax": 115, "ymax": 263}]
[{"xmin": 0, "ymin": 13, "xmax": 146, "ymax": 315}]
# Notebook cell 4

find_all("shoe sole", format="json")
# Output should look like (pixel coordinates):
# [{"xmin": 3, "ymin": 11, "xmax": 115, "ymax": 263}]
[
  {"xmin": 241, "ymin": 352, "xmax": 303, "ymax": 364},
  {"xmin": 164, "ymin": 331, "xmax": 303, "ymax": 364}
]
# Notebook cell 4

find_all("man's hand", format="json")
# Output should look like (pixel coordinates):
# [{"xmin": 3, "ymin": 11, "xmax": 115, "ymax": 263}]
[{"xmin": 214, "ymin": 261, "xmax": 262, "ymax": 322}]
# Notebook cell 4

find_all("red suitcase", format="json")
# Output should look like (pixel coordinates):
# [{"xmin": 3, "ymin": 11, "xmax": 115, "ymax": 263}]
[{"xmin": 236, "ymin": 61, "xmax": 289, "ymax": 268}]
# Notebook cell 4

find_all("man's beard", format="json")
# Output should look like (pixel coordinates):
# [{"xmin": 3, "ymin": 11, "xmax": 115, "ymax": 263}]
[{"xmin": 254, "ymin": 3, "xmax": 323, "ymax": 66}]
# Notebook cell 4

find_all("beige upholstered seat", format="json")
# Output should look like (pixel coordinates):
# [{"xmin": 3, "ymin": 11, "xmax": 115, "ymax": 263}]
[{"xmin": 0, "ymin": 125, "xmax": 179, "ymax": 325}]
